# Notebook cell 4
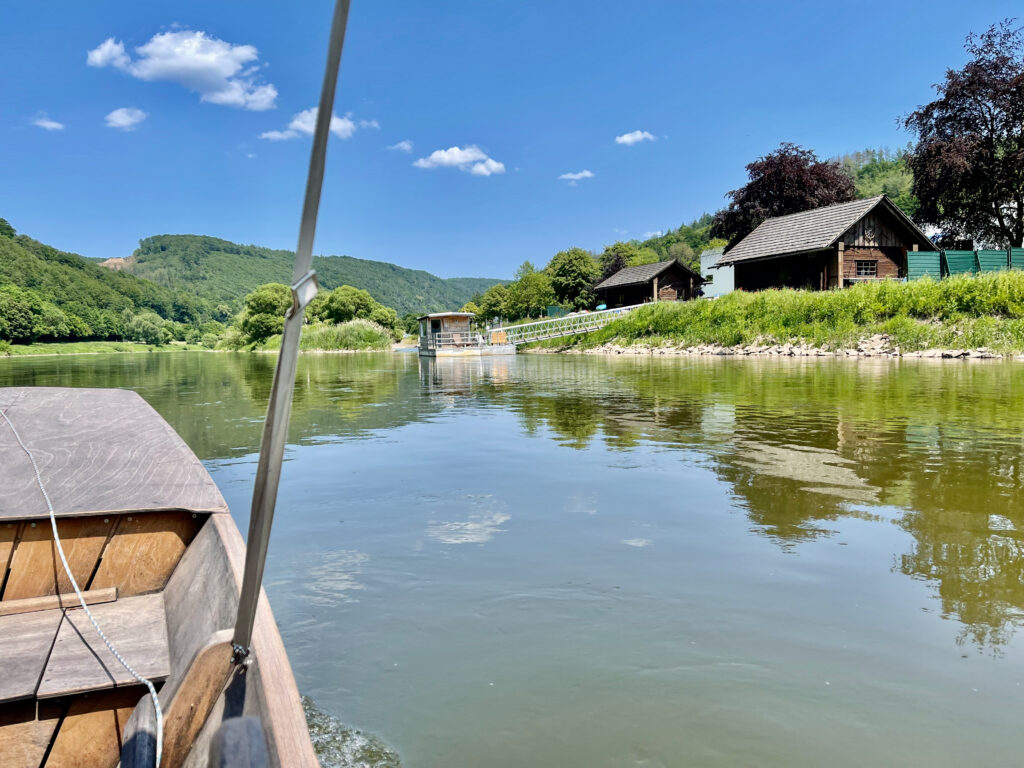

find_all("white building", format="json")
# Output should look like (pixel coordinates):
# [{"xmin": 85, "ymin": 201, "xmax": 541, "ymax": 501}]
[{"xmin": 700, "ymin": 247, "xmax": 733, "ymax": 297}]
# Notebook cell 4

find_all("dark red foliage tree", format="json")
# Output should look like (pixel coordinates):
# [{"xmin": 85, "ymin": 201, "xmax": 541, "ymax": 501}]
[
  {"xmin": 904, "ymin": 20, "xmax": 1024, "ymax": 248},
  {"xmin": 711, "ymin": 143, "xmax": 857, "ymax": 249}
]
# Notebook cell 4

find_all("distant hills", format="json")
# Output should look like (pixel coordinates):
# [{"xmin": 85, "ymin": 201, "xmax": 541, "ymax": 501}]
[
  {"xmin": 0, "ymin": 217, "xmax": 189, "ymax": 335},
  {"xmin": 118, "ymin": 234, "xmax": 503, "ymax": 317}
]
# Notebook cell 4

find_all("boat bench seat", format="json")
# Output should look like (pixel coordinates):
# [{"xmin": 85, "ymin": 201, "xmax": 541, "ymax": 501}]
[{"xmin": 0, "ymin": 593, "xmax": 170, "ymax": 703}]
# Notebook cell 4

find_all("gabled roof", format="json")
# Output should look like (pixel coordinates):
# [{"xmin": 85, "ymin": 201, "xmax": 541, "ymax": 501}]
[
  {"xmin": 594, "ymin": 259, "xmax": 702, "ymax": 291},
  {"xmin": 715, "ymin": 195, "xmax": 936, "ymax": 266},
  {"xmin": 699, "ymin": 247, "xmax": 725, "ymax": 267}
]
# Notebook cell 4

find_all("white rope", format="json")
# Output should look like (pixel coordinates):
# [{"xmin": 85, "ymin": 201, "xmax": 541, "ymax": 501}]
[{"xmin": 0, "ymin": 407, "xmax": 163, "ymax": 767}]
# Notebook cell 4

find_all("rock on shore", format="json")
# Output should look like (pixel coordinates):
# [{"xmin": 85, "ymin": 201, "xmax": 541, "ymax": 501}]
[{"xmin": 525, "ymin": 334, "xmax": 1017, "ymax": 360}]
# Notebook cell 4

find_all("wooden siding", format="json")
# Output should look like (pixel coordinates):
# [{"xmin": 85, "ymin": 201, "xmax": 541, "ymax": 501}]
[
  {"xmin": 842, "ymin": 247, "xmax": 903, "ymax": 280},
  {"xmin": 841, "ymin": 211, "xmax": 903, "ymax": 248}
]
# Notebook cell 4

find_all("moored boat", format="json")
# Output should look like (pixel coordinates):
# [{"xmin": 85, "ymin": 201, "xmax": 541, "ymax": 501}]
[{"xmin": 0, "ymin": 386, "xmax": 318, "ymax": 767}]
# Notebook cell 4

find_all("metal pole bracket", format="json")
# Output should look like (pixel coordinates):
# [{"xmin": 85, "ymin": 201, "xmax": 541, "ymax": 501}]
[{"xmin": 291, "ymin": 270, "xmax": 320, "ymax": 314}]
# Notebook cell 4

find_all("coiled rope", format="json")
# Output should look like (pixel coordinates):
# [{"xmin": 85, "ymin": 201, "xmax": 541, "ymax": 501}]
[{"xmin": 0, "ymin": 407, "xmax": 163, "ymax": 767}]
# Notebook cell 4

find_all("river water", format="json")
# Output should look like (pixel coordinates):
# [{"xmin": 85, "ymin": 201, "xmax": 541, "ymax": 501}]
[{"xmin": 2, "ymin": 351, "xmax": 1023, "ymax": 767}]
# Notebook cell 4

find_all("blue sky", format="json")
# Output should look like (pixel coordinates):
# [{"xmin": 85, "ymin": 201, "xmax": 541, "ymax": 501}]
[{"xmin": 1, "ymin": 1, "xmax": 1019, "ymax": 278}]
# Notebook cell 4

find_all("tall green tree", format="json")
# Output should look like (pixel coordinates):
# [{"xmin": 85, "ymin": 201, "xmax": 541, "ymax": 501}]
[
  {"xmin": 599, "ymin": 242, "xmax": 640, "ymax": 280},
  {"xmin": 505, "ymin": 262, "xmax": 555, "ymax": 319},
  {"xmin": 239, "ymin": 283, "xmax": 291, "ymax": 344},
  {"xmin": 903, "ymin": 20, "xmax": 1024, "ymax": 247},
  {"xmin": 547, "ymin": 248, "xmax": 599, "ymax": 309}
]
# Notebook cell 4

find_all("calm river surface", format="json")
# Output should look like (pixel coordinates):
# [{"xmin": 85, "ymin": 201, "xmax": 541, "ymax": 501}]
[{"xmin": 2, "ymin": 351, "xmax": 1024, "ymax": 767}]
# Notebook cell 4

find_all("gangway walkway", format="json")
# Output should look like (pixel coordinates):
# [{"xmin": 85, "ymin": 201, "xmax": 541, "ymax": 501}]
[{"xmin": 492, "ymin": 303, "xmax": 644, "ymax": 346}]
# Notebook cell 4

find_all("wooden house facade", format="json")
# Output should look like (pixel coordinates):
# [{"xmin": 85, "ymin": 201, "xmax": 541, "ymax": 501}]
[
  {"xmin": 593, "ymin": 259, "xmax": 703, "ymax": 308},
  {"xmin": 715, "ymin": 195, "xmax": 937, "ymax": 292}
]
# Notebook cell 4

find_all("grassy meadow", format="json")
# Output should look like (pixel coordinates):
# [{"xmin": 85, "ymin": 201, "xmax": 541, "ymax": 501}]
[{"xmin": 537, "ymin": 272, "xmax": 1024, "ymax": 354}]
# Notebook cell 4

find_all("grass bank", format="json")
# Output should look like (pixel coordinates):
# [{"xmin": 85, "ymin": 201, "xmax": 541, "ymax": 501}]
[
  {"xmin": 262, "ymin": 319, "xmax": 394, "ymax": 352},
  {"xmin": 535, "ymin": 272, "xmax": 1024, "ymax": 354},
  {"xmin": 0, "ymin": 340, "xmax": 203, "ymax": 357}
]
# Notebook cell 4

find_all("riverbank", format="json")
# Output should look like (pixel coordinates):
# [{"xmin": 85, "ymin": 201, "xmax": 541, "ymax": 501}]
[
  {"xmin": 0, "ymin": 340, "xmax": 204, "ymax": 357},
  {"xmin": 528, "ymin": 273, "xmax": 1024, "ymax": 358},
  {"xmin": 525, "ymin": 335, "xmax": 1016, "ymax": 359}
]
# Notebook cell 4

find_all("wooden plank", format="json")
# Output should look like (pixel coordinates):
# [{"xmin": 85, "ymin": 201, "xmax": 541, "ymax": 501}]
[
  {"xmin": 0, "ymin": 387, "xmax": 229, "ymax": 520},
  {"xmin": 0, "ymin": 587, "xmax": 117, "ymax": 617},
  {"xmin": 3, "ymin": 516, "xmax": 115, "ymax": 601},
  {"xmin": 44, "ymin": 686, "xmax": 144, "ymax": 768},
  {"xmin": 0, "ymin": 700, "xmax": 63, "ymax": 767},
  {"xmin": 0, "ymin": 608, "xmax": 64, "ymax": 703},
  {"xmin": 161, "ymin": 630, "xmax": 236, "ymax": 768},
  {"xmin": 37, "ymin": 594, "xmax": 170, "ymax": 699},
  {"xmin": 211, "ymin": 514, "xmax": 319, "ymax": 767},
  {"xmin": 90, "ymin": 512, "xmax": 201, "ymax": 597}
]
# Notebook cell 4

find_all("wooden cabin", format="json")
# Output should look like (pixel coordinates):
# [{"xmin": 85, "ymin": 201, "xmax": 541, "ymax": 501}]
[
  {"xmin": 593, "ymin": 259, "xmax": 703, "ymax": 308},
  {"xmin": 715, "ymin": 195, "xmax": 937, "ymax": 291}
]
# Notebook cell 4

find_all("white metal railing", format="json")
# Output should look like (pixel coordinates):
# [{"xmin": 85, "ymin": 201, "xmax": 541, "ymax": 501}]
[
  {"xmin": 420, "ymin": 331, "xmax": 487, "ymax": 350},
  {"xmin": 494, "ymin": 303, "xmax": 644, "ymax": 346}
]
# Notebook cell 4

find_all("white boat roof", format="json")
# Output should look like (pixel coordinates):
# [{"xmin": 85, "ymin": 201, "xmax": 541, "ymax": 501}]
[
  {"xmin": 416, "ymin": 312, "xmax": 476, "ymax": 321},
  {"xmin": 0, "ymin": 388, "xmax": 228, "ymax": 520}
]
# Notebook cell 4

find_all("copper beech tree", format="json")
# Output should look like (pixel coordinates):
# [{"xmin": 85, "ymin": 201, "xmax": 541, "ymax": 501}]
[
  {"xmin": 904, "ymin": 19, "xmax": 1024, "ymax": 248},
  {"xmin": 711, "ymin": 143, "xmax": 856, "ymax": 249}
]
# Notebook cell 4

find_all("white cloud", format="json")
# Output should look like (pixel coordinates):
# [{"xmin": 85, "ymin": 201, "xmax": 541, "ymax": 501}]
[
  {"xmin": 359, "ymin": 119, "xmax": 379, "ymax": 129},
  {"xmin": 643, "ymin": 231, "xmax": 663, "ymax": 239},
  {"xmin": 260, "ymin": 107, "xmax": 367, "ymax": 141},
  {"xmin": 613, "ymin": 227, "xmax": 628, "ymax": 235},
  {"xmin": 558, "ymin": 169, "xmax": 594, "ymax": 186},
  {"xmin": 615, "ymin": 130, "xmax": 656, "ymax": 146},
  {"xmin": 87, "ymin": 38, "xmax": 130, "ymax": 69},
  {"xmin": 387, "ymin": 139, "xmax": 413, "ymax": 152},
  {"xmin": 413, "ymin": 145, "xmax": 505, "ymax": 176},
  {"xmin": 32, "ymin": 114, "xmax": 65, "ymax": 131},
  {"xmin": 105, "ymin": 107, "xmax": 147, "ymax": 130},
  {"xmin": 87, "ymin": 30, "xmax": 277, "ymax": 111}
]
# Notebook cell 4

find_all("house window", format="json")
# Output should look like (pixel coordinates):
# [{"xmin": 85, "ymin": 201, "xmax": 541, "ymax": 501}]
[{"xmin": 856, "ymin": 260, "xmax": 877, "ymax": 277}]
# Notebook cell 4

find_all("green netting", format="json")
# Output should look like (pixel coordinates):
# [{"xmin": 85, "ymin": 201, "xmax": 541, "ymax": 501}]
[
  {"xmin": 907, "ymin": 251, "xmax": 942, "ymax": 280},
  {"xmin": 976, "ymin": 249, "xmax": 1009, "ymax": 272},
  {"xmin": 943, "ymin": 250, "xmax": 978, "ymax": 276}
]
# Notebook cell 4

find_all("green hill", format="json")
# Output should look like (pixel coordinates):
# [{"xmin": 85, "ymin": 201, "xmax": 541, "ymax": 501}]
[
  {"xmin": 0, "ymin": 217, "xmax": 200, "ymax": 342},
  {"xmin": 127, "ymin": 234, "xmax": 503, "ymax": 316}
]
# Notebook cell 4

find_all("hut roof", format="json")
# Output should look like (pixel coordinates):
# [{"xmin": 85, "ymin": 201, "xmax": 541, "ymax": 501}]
[
  {"xmin": 594, "ymin": 259, "xmax": 701, "ymax": 291},
  {"xmin": 0, "ymin": 387, "xmax": 228, "ymax": 520},
  {"xmin": 716, "ymin": 195, "xmax": 936, "ymax": 266},
  {"xmin": 416, "ymin": 312, "xmax": 475, "ymax": 321}
]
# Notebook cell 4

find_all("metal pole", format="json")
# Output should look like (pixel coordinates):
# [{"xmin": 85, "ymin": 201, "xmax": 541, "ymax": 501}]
[{"xmin": 233, "ymin": 0, "xmax": 352, "ymax": 657}]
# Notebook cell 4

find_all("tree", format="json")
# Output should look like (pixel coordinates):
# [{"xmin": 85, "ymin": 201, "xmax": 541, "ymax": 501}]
[
  {"xmin": 599, "ymin": 242, "xmax": 639, "ymax": 280},
  {"xmin": 477, "ymin": 284, "xmax": 510, "ymax": 322},
  {"xmin": 547, "ymin": 248, "xmax": 599, "ymax": 309},
  {"xmin": 123, "ymin": 311, "xmax": 168, "ymax": 345},
  {"xmin": 505, "ymin": 262, "xmax": 555, "ymax": 320},
  {"xmin": 903, "ymin": 20, "xmax": 1024, "ymax": 247},
  {"xmin": 239, "ymin": 283, "xmax": 291, "ymax": 344},
  {"xmin": 711, "ymin": 143, "xmax": 857, "ymax": 247}
]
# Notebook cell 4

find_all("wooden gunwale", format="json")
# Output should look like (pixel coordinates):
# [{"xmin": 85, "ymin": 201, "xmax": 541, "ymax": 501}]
[{"xmin": 0, "ymin": 387, "xmax": 317, "ymax": 767}]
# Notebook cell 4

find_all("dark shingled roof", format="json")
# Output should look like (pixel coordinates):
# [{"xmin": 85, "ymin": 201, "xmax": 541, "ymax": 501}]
[
  {"xmin": 715, "ymin": 195, "xmax": 935, "ymax": 266},
  {"xmin": 594, "ymin": 259, "xmax": 700, "ymax": 291}
]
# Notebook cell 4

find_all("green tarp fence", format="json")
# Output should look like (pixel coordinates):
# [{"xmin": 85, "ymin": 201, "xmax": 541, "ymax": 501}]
[
  {"xmin": 1012, "ymin": 248, "xmax": 1024, "ymax": 270},
  {"xmin": 976, "ymin": 249, "xmax": 1009, "ymax": 272},
  {"xmin": 907, "ymin": 250, "xmax": 942, "ymax": 280},
  {"xmin": 942, "ymin": 250, "xmax": 979, "ymax": 276}
]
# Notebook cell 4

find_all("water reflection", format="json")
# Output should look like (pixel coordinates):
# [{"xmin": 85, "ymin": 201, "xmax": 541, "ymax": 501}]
[{"xmin": 3, "ymin": 351, "xmax": 1024, "ymax": 656}]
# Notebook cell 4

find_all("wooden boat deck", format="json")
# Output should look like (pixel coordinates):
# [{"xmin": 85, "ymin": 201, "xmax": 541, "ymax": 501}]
[{"xmin": 0, "ymin": 387, "xmax": 318, "ymax": 767}]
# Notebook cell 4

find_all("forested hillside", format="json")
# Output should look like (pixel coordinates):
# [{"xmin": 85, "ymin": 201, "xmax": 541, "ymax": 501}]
[
  {"xmin": 127, "ymin": 235, "xmax": 502, "ymax": 316},
  {"xmin": 0, "ymin": 217, "xmax": 208, "ymax": 342}
]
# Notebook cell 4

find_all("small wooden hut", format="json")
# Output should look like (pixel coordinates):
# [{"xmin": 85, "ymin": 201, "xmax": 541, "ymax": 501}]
[
  {"xmin": 593, "ymin": 259, "xmax": 703, "ymax": 308},
  {"xmin": 715, "ymin": 195, "xmax": 937, "ymax": 291}
]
